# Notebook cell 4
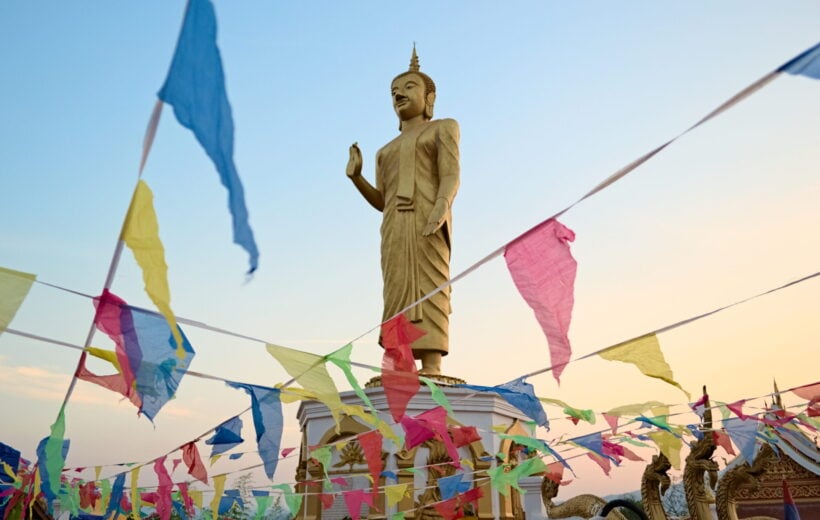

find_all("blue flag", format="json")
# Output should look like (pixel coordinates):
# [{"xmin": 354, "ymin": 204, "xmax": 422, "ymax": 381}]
[
  {"xmin": 158, "ymin": 0, "xmax": 259, "ymax": 273},
  {"xmin": 129, "ymin": 307, "xmax": 196, "ymax": 421},
  {"xmin": 105, "ymin": 473, "xmax": 126, "ymax": 519},
  {"xmin": 227, "ymin": 382, "xmax": 283, "ymax": 478},
  {"xmin": 205, "ymin": 416, "xmax": 244, "ymax": 457},
  {"xmin": 778, "ymin": 42, "xmax": 820, "ymax": 79},
  {"xmin": 458, "ymin": 377, "xmax": 548, "ymax": 428}
]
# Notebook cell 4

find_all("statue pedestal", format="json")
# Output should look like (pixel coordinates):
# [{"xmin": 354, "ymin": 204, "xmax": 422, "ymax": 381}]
[{"xmin": 295, "ymin": 385, "xmax": 534, "ymax": 520}]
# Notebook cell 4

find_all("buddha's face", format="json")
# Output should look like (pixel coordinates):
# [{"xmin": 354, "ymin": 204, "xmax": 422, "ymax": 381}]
[{"xmin": 391, "ymin": 73, "xmax": 428, "ymax": 121}]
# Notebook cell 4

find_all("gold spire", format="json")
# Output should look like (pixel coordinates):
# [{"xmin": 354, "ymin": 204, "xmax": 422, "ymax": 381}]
[{"xmin": 409, "ymin": 44, "xmax": 420, "ymax": 72}]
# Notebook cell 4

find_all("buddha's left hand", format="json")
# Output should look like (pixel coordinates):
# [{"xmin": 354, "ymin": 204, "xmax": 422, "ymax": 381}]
[{"xmin": 422, "ymin": 198, "xmax": 448, "ymax": 236}]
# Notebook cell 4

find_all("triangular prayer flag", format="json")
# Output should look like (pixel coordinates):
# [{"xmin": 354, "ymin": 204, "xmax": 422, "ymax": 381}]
[
  {"xmin": 646, "ymin": 431, "xmax": 682, "ymax": 470},
  {"xmin": 458, "ymin": 378, "xmax": 548, "ymax": 428},
  {"xmin": 358, "ymin": 430, "xmax": 384, "ymax": 498},
  {"xmin": 153, "ymin": 456, "xmax": 173, "ymax": 520},
  {"xmin": 727, "ymin": 399, "xmax": 749, "ymax": 420},
  {"xmin": 690, "ymin": 394, "xmax": 708, "ymax": 419},
  {"xmin": 605, "ymin": 401, "xmax": 667, "ymax": 417},
  {"xmin": 603, "ymin": 413, "xmax": 619, "ymax": 435},
  {"xmin": 122, "ymin": 179, "xmax": 183, "ymax": 357},
  {"xmin": 205, "ymin": 416, "xmax": 244, "ymax": 457},
  {"xmin": 713, "ymin": 429, "xmax": 736, "ymax": 455},
  {"xmin": 450, "ymin": 426, "xmax": 481, "ymax": 448},
  {"xmin": 35, "ymin": 408, "xmax": 69, "ymax": 507},
  {"xmin": 723, "ymin": 417, "xmax": 760, "ymax": 463},
  {"xmin": 129, "ymin": 467, "xmax": 141, "ymax": 520},
  {"xmin": 438, "ymin": 474, "xmax": 466, "ymax": 500},
  {"xmin": 281, "ymin": 447, "xmax": 296, "ymax": 458},
  {"xmin": 420, "ymin": 376, "xmax": 456, "ymax": 417},
  {"xmin": 92, "ymin": 290, "xmax": 195, "ymax": 421},
  {"xmin": 271, "ymin": 484, "xmax": 303, "ymax": 518},
  {"xmin": 504, "ymin": 218, "xmax": 576, "ymax": 382},
  {"xmin": 210, "ymin": 474, "xmax": 226, "ymax": 520},
  {"xmin": 778, "ymin": 42, "xmax": 820, "ymax": 80},
  {"xmin": 392, "ymin": 513, "xmax": 405, "ymax": 520},
  {"xmin": 586, "ymin": 452, "xmax": 612, "ymax": 476},
  {"xmin": 572, "ymin": 432, "xmax": 605, "ymax": 459},
  {"xmin": 157, "ymin": 0, "xmax": 258, "ymax": 273},
  {"xmin": 227, "ymin": 382, "xmax": 283, "ymax": 479},
  {"xmin": 267, "ymin": 344, "xmax": 343, "ymax": 426},
  {"xmin": 177, "ymin": 482, "xmax": 195, "ymax": 519},
  {"xmin": 598, "ymin": 334, "xmax": 690, "ymax": 399},
  {"xmin": 417, "ymin": 407, "xmax": 461, "ymax": 468},
  {"xmin": 544, "ymin": 461, "xmax": 564, "ymax": 484},
  {"xmin": 385, "ymin": 483, "xmax": 408, "ymax": 507},
  {"xmin": 319, "ymin": 492, "xmax": 334, "ymax": 509},
  {"xmin": 105, "ymin": 473, "xmax": 126, "ymax": 519},
  {"xmin": 253, "ymin": 491, "xmax": 273, "ymax": 520},
  {"xmin": 433, "ymin": 497, "xmax": 463, "ymax": 520},
  {"xmin": 327, "ymin": 343, "xmax": 377, "ymax": 412},
  {"xmin": 342, "ymin": 489, "xmax": 369, "ymax": 520},
  {"xmin": 783, "ymin": 479, "xmax": 803, "ymax": 520},
  {"xmin": 310, "ymin": 446, "xmax": 332, "ymax": 482},
  {"xmin": 181, "ymin": 442, "xmax": 208, "ymax": 485},
  {"xmin": 380, "ymin": 314, "xmax": 423, "ymax": 421},
  {"xmin": 0, "ymin": 266, "xmax": 35, "ymax": 335}
]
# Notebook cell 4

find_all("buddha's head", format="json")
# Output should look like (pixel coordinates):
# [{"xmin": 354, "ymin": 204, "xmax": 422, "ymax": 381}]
[{"xmin": 392, "ymin": 47, "xmax": 436, "ymax": 129}]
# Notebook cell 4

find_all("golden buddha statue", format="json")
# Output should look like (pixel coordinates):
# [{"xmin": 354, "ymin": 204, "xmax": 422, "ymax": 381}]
[{"xmin": 346, "ymin": 47, "xmax": 460, "ymax": 376}]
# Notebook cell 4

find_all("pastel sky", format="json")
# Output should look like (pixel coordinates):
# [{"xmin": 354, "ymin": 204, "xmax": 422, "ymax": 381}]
[{"xmin": 1, "ymin": 1, "xmax": 818, "ymax": 498}]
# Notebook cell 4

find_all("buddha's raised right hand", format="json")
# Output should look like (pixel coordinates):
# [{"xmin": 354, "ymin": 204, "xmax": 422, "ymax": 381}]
[{"xmin": 346, "ymin": 142, "xmax": 363, "ymax": 178}]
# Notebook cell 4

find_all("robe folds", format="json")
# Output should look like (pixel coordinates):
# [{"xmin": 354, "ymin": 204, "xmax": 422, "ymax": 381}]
[{"xmin": 376, "ymin": 118, "xmax": 460, "ymax": 355}]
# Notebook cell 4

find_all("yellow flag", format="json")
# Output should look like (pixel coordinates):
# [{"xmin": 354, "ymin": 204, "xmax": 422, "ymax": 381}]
[
  {"xmin": 121, "ymin": 180, "xmax": 183, "ymax": 358},
  {"xmin": 647, "ymin": 431, "xmax": 683, "ymax": 470},
  {"xmin": 86, "ymin": 347, "xmax": 122, "ymax": 371},
  {"xmin": 267, "ymin": 344, "xmax": 343, "ymax": 427},
  {"xmin": 211, "ymin": 474, "xmax": 227, "ymax": 520},
  {"xmin": 190, "ymin": 490, "xmax": 203, "ymax": 510},
  {"xmin": 340, "ymin": 404, "xmax": 402, "ymax": 446},
  {"xmin": 598, "ymin": 334, "xmax": 689, "ymax": 399},
  {"xmin": 279, "ymin": 386, "xmax": 319, "ymax": 403},
  {"xmin": 30, "ymin": 467, "xmax": 41, "ymax": 519},
  {"xmin": 605, "ymin": 401, "xmax": 668, "ymax": 417},
  {"xmin": 0, "ymin": 266, "xmax": 35, "ymax": 334},
  {"xmin": 385, "ymin": 483, "xmax": 409, "ymax": 507},
  {"xmin": 94, "ymin": 466, "xmax": 102, "ymax": 481},
  {"xmin": 130, "ymin": 467, "xmax": 141, "ymax": 520},
  {"xmin": 492, "ymin": 425, "xmax": 508, "ymax": 434},
  {"xmin": 210, "ymin": 454, "xmax": 221, "ymax": 466},
  {"xmin": 335, "ymin": 440, "xmax": 348, "ymax": 452}
]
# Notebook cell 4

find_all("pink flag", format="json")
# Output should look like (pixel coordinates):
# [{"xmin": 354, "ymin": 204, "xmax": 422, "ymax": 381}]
[
  {"xmin": 381, "ymin": 315, "xmax": 424, "ymax": 421},
  {"xmin": 181, "ymin": 442, "xmax": 208, "ymax": 485},
  {"xmin": 417, "ymin": 407, "xmax": 461, "ymax": 469},
  {"xmin": 587, "ymin": 452, "xmax": 611, "ymax": 476},
  {"xmin": 76, "ymin": 356, "xmax": 141, "ymax": 409},
  {"xmin": 177, "ymin": 483, "xmax": 195, "ymax": 518},
  {"xmin": 727, "ymin": 400, "xmax": 749, "ymax": 420},
  {"xmin": 602, "ymin": 413, "xmax": 618, "ymax": 435},
  {"xmin": 401, "ymin": 415, "xmax": 435, "ymax": 448},
  {"xmin": 504, "ymin": 219, "xmax": 576, "ymax": 383},
  {"xmin": 713, "ymin": 430, "xmax": 736, "ymax": 456},
  {"xmin": 544, "ymin": 461, "xmax": 564, "ymax": 484},
  {"xmin": 450, "ymin": 426, "xmax": 481, "ymax": 447},
  {"xmin": 153, "ymin": 456, "xmax": 173, "ymax": 520},
  {"xmin": 342, "ymin": 489, "xmax": 374, "ymax": 520},
  {"xmin": 319, "ymin": 493, "xmax": 335, "ymax": 509},
  {"xmin": 281, "ymin": 447, "xmax": 296, "ymax": 458},
  {"xmin": 358, "ymin": 430, "xmax": 384, "ymax": 498},
  {"xmin": 433, "ymin": 497, "xmax": 463, "ymax": 520}
]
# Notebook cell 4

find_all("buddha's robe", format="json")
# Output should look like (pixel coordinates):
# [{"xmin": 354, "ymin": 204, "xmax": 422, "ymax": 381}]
[{"xmin": 375, "ymin": 118, "xmax": 460, "ymax": 355}]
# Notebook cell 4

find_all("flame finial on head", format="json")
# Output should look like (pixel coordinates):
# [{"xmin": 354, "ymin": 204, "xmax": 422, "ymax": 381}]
[{"xmin": 409, "ymin": 44, "xmax": 420, "ymax": 72}]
